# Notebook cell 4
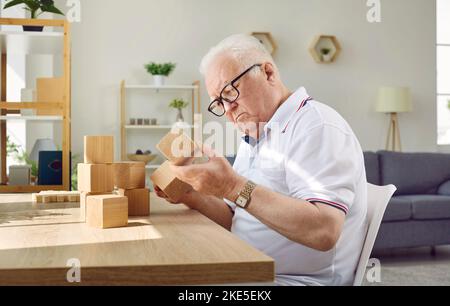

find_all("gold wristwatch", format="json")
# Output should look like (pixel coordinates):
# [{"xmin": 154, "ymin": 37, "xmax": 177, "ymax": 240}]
[{"xmin": 234, "ymin": 180, "xmax": 257, "ymax": 209}]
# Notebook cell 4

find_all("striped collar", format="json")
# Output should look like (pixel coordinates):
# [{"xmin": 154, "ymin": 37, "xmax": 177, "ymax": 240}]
[
  {"xmin": 264, "ymin": 87, "xmax": 312, "ymax": 134},
  {"xmin": 242, "ymin": 87, "xmax": 312, "ymax": 145}
]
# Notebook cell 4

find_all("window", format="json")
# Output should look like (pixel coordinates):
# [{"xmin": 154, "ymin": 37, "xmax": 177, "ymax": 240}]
[{"xmin": 437, "ymin": 0, "xmax": 450, "ymax": 145}]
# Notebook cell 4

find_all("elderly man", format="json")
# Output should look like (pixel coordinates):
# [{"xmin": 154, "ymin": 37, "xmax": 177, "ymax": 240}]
[{"xmin": 154, "ymin": 34, "xmax": 367, "ymax": 286}]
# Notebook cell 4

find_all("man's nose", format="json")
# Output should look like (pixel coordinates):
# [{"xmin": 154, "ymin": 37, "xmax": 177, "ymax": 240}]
[{"xmin": 223, "ymin": 101, "xmax": 237, "ymax": 113}]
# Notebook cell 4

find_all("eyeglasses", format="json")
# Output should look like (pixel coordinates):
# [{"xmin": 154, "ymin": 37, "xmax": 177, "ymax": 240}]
[{"xmin": 208, "ymin": 64, "xmax": 262, "ymax": 117}]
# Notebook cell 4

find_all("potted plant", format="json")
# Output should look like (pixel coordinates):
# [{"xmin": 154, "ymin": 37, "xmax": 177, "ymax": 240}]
[
  {"xmin": 169, "ymin": 98, "xmax": 189, "ymax": 123},
  {"xmin": 320, "ymin": 48, "xmax": 333, "ymax": 62},
  {"xmin": 144, "ymin": 62, "xmax": 176, "ymax": 86},
  {"xmin": 3, "ymin": 0, "xmax": 65, "ymax": 32},
  {"xmin": 448, "ymin": 99, "xmax": 450, "ymax": 111}
]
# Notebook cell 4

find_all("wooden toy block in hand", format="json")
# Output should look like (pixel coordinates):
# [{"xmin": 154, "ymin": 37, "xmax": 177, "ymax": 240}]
[
  {"xmin": 86, "ymin": 194, "xmax": 128, "ymax": 229},
  {"xmin": 84, "ymin": 135, "xmax": 114, "ymax": 164},
  {"xmin": 113, "ymin": 161, "xmax": 146, "ymax": 189},
  {"xmin": 117, "ymin": 188, "xmax": 150, "ymax": 216},
  {"xmin": 150, "ymin": 161, "xmax": 192, "ymax": 203},
  {"xmin": 77, "ymin": 163, "xmax": 114, "ymax": 193},
  {"xmin": 156, "ymin": 132, "xmax": 201, "ymax": 166}
]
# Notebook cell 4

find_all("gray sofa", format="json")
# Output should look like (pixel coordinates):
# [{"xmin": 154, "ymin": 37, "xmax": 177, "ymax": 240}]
[{"xmin": 365, "ymin": 151, "xmax": 450, "ymax": 251}]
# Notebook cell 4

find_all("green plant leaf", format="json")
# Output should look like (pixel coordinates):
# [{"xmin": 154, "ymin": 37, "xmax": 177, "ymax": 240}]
[
  {"xmin": 41, "ymin": 4, "xmax": 64, "ymax": 15},
  {"xmin": 3, "ymin": 0, "xmax": 26, "ymax": 9}
]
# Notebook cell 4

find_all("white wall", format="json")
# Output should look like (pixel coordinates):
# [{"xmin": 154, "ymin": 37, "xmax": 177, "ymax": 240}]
[{"xmin": 67, "ymin": 0, "xmax": 437, "ymax": 158}]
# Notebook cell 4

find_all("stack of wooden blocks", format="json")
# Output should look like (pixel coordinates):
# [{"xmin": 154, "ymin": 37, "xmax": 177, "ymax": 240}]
[
  {"xmin": 150, "ymin": 131, "xmax": 202, "ymax": 202},
  {"xmin": 78, "ymin": 136, "xmax": 150, "ymax": 229}
]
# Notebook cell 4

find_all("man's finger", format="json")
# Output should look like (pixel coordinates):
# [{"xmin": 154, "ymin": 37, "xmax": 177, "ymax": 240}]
[{"xmin": 201, "ymin": 144, "xmax": 217, "ymax": 159}]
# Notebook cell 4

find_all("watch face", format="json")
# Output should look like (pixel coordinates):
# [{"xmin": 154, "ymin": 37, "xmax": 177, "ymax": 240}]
[{"xmin": 236, "ymin": 196, "xmax": 247, "ymax": 208}]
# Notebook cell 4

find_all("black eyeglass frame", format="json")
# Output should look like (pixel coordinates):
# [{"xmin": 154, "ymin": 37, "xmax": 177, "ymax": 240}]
[{"xmin": 207, "ymin": 63, "xmax": 263, "ymax": 117}]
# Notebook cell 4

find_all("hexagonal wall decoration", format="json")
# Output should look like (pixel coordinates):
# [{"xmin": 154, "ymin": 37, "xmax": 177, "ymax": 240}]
[
  {"xmin": 251, "ymin": 32, "xmax": 277, "ymax": 56},
  {"xmin": 309, "ymin": 35, "xmax": 342, "ymax": 64}
]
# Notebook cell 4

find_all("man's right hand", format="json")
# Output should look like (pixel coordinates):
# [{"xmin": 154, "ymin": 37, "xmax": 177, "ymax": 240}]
[{"xmin": 153, "ymin": 184, "xmax": 198, "ymax": 207}]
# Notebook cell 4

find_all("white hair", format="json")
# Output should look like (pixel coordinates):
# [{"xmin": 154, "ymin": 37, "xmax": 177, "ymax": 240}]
[{"xmin": 199, "ymin": 34, "xmax": 276, "ymax": 77}]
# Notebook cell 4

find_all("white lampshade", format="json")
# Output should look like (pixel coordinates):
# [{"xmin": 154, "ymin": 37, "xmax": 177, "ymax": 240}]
[
  {"xmin": 376, "ymin": 86, "xmax": 412, "ymax": 113},
  {"xmin": 30, "ymin": 139, "xmax": 57, "ymax": 163}
]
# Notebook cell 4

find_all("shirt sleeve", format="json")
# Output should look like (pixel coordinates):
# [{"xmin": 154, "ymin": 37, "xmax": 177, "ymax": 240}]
[{"xmin": 284, "ymin": 124, "xmax": 363, "ymax": 214}]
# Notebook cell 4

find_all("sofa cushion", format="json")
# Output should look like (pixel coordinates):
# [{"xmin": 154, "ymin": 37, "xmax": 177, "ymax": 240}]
[
  {"xmin": 405, "ymin": 195, "xmax": 450, "ymax": 220},
  {"xmin": 438, "ymin": 180, "xmax": 450, "ymax": 196},
  {"xmin": 383, "ymin": 196, "xmax": 413, "ymax": 222},
  {"xmin": 379, "ymin": 151, "xmax": 450, "ymax": 196},
  {"xmin": 363, "ymin": 152, "xmax": 380, "ymax": 185}
]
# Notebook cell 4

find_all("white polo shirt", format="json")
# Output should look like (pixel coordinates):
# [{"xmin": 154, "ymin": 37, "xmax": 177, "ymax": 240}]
[{"xmin": 225, "ymin": 87, "xmax": 368, "ymax": 286}]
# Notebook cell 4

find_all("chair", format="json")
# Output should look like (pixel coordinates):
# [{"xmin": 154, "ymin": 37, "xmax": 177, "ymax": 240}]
[{"xmin": 353, "ymin": 183, "xmax": 397, "ymax": 286}]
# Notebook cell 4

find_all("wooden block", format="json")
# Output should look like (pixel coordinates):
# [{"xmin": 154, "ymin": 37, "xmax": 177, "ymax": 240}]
[
  {"xmin": 150, "ymin": 161, "xmax": 192, "ymax": 203},
  {"xmin": 113, "ymin": 162, "xmax": 146, "ymax": 189},
  {"xmin": 56, "ymin": 195, "xmax": 65, "ymax": 203},
  {"xmin": 84, "ymin": 136, "xmax": 114, "ymax": 164},
  {"xmin": 36, "ymin": 77, "xmax": 64, "ymax": 116},
  {"xmin": 86, "ymin": 194, "xmax": 128, "ymax": 229},
  {"xmin": 77, "ymin": 163, "xmax": 114, "ymax": 193},
  {"xmin": 156, "ymin": 132, "xmax": 200, "ymax": 166},
  {"xmin": 117, "ymin": 188, "xmax": 150, "ymax": 216}
]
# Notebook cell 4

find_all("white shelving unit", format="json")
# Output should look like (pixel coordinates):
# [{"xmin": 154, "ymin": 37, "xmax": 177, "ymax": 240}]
[
  {"xmin": 120, "ymin": 80, "xmax": 201, "ymax": 172},
  {"xmin": 0, "ymin": 30, "xmax": 63, "ymax": 55},
  {"xmin": 0, "ymin": 115, "xmax": 62, "ymax": 121}
]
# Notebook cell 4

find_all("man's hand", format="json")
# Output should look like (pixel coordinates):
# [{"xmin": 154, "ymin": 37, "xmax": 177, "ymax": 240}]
[{"xmin": 170, "ymin": 146, "xmax": 247, "ymax": 201}]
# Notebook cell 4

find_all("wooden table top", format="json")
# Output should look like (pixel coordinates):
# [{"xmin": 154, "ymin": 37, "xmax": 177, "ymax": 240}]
[{"xmin": 0, "ymin": 193, "xmax": 274, "ymax": 285}]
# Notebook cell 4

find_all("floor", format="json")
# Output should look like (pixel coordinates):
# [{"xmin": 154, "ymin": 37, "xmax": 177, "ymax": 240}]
[{"xmin": 363, "ymin": 246, "xmax": 450, "ymax": 286}]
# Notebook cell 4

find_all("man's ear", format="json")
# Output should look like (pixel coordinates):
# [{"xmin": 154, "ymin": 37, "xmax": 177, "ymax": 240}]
[{"xmin": 263, "ymin": 62, "xmax": 276, "ymax": 84}]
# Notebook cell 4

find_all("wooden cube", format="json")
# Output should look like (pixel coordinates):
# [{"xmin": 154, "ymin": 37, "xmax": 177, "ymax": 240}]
[
  {"xmin": 150, "ymin": 161, "xmax": 192, "ymax": 203},
  {"xmin": 117, "ymin": 188, "xmax": 150, "ymax": 216},
  {"xmin": 156, "ymin": 132, "xmax": 200, "ymax": 166},
  {"xmin": 77, "ymin": 163, "xmax": 114, "ymax": 193},
  {"xmin": 84, "ymin": 136, "xmax": 114, "ymax": 164},
  {"xmin": 113, "ymin": 161, "xmax": 146, "ymax": 189},
  {"xmin": 86, "ymin": 194, "xmax": 128, "ymax": 229}
]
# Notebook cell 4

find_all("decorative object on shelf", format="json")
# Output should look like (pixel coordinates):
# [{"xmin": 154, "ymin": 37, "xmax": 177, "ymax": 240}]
[
  {"xmin": 151, "ymin": 118, "xmax": 158, "ymax": 126},
  {"xmin": 127, "ymin": 149, "xmax": 157, "ymax": 165},
  {"xmin": 137, "ymin": 118, "xmax": 144, "ymax": 125},
  {"xmin": 320, "ymin": 48, "xmax": 332, "ymax": 62},
  {"xmin": 250, "ymin": 32, "xmax": 277, "ymax": 56},
  {"xmin": 144, "ymin": 118, "xmax": 150, "ymax": 126},
  {"xmin": 129, "ymin": 118, "xmax": 136, "ymax": 125},
  {"xmin": 3, "ymin": 0, "xmax": 65, "ymax": 32},
  {"xmin": 8, "ymin": 165, "xmax": 31, "ymax": 186},
  {"xmin": 169, "ymin": 98, "xmax": 189, "ymax": 123},
  {"xmin": 309, "ymin": 35, "xmax": 341, "ymax": 64},
  {"xmin": 37, "ymin": 151, "xmax": 63, "ymax": 185},
  {"xmin": 144, "ymin": 62, "xmax": 176, "ymax": 86},
  {"xmin": 447, "ymin": 99, "xmax": 450, "ymax": 111},
  {"xmin": 376, "ymin": 86, "xmax": 412, "ymax": 152}
]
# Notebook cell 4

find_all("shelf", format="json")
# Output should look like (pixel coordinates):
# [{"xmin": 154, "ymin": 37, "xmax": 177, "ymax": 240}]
[
  {"xmin": 309, "ymin": 35, "xmax": 342, "ymax": 64},
  {"xmin": 125, "ymin": 124, "xmax": 193, "ymax": 130},
  {"xmin": 0, "ymin": 30, "xmax": 63, "ymax": 55},
  {"xmin": 0, "ymin": 115, "xmax": 63, "ymax": 121},
  {"xmin": 125, "ymin": 85, "xmax": 199, "ymax": 90}
]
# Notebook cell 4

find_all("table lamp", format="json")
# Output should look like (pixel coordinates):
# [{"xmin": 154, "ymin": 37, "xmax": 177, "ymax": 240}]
[{"xmin": 376, "ymin": 87, "xmax": 412, "ymax": 152}]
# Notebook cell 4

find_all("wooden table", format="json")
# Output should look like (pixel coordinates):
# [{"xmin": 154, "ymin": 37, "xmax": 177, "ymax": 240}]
[{"xmin": 0, "ymin": 193, "xmax": 274, "ymax": 285}]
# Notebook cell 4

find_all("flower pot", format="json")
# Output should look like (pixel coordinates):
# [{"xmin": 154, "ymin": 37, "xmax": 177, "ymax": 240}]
[
  {"xmin": 23, "ymin": 25, "xmax": 44, "ymax": 32},
  {"xmin": 176, "ymin": 109, "xmax": 184, "ymax": 122},
  {"xmin": 153, "ymin": 75, "xmax": 166, "ymax": 86},
  {"xmin": 322, "ymin": 53, "xmax": 333, "ymax": 63}
]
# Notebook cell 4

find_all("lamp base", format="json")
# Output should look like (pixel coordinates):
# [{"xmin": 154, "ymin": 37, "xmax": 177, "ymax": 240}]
[{"xmin": 386, "ymin": 113, "xmax": 402, "ymax": 152}]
